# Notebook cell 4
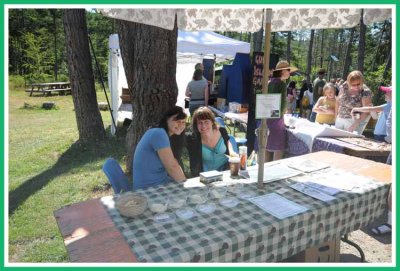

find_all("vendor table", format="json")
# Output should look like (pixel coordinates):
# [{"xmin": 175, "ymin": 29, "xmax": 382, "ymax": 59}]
[
  {"xmin": 55, "ymin": 151, "xmax": 391, "ymax": 263},
  {"xmin": 286, "ymin": 129, "xmax": 391, "ymax": 163},
  {"xmin": 209, "ymin": 106, "xmax": 248, "ymax": 135}
]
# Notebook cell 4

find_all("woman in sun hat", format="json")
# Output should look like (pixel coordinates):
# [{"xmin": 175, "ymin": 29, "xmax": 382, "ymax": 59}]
[{"xmin": 264, "ymin": 60, "xmax": 297, "ymax": 161}]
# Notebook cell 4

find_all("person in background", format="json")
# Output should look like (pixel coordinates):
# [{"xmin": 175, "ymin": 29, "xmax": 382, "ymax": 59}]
[
  {"xmin": 286, "ymin": 80, "xmax": 297, "ymax": 114},
  {"xmin": 310, "ymin": 68, "xmax": 327, "ymax": 122},
  {"xmin": 132, "ymin": 106, "xmax": 187, "ymax": 190},
  {"xmin": 186, "ymin": 107, "xmax": 237, "ymax": 177},
  {"xmin": 330, "ymin": 78, "xmax": 339, "ymax": 95},
  {"xmin": 265, "ymin": 60, "xmax": 297, "ymax": 161},
  {"xmin": 312, "ymin": 83, "xmax": 337, "ymax": 125},
  {"xmin": 335, "ymin": 70, "xmax": 372, "ymax": 134},
  {"xmin": 354, "ymin": 85, "xmax": 392, "ymax": 236},
  {"xmin": 351, "ymin": 85, "xmax": 392, "ymax": 141},
  {"xmin": 301, "ymin": 84, "xmax": 314, "ymax": 119},
  {"xmin": 186, "ymin": 69, "xmax": 209, "ymax": 115}
]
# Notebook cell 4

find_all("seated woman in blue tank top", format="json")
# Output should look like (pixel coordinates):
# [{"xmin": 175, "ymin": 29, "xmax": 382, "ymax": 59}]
[
  {"xmin": 186, "ymin": 107, "xmax": 238, "ymax": 177},
  {"xmin": 133, "ymin": 106, "xmax": 187, "ymax": 190}
]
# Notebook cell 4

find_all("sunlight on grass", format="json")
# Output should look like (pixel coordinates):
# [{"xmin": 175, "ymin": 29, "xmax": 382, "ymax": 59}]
[{"xmin": 8, "ymin": 88, "xmax": 121, "ymax": 262}]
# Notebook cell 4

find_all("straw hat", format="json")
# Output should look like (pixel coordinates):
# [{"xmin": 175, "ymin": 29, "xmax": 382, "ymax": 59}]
[{"xmin": 274, "ymin": 60, "xmax": 298, "ymax": 73}]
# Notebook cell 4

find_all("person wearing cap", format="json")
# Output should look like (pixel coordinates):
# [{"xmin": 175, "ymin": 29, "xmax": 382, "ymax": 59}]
[
  {"xmin": 335, "ymin": 70, "xmax": 373, "ymax": 134},
  {"xmin": 350, "ymin": 85, "xmax": 392, "ymax": 142},
  {"xmin": 310, "ymin": 68, "xmax": 327, "ymax": 122},
  {"xmin": 264, "ymin": 60, "xmax": 297, "ymax": 161}
]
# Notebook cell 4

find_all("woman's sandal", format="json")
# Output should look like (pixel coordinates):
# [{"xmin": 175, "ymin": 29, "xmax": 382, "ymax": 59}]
[{"xmin": 370, "ymin": 223, "xmax": 391, "ymax": 236}]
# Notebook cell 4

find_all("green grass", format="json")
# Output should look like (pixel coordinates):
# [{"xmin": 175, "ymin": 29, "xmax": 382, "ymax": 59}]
[
  {"xmin": 8, "ymin": 86, "xmax": 127, "ymax": 262},
  {"xmin": 7, "ymin": 84, "xmax": 246, "ymax": 263}
]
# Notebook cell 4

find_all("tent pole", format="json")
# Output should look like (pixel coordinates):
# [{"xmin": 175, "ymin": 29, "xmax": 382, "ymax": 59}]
[{"xmin": 257, "ymin": 9, "xmax": 272, "ymax": 189}]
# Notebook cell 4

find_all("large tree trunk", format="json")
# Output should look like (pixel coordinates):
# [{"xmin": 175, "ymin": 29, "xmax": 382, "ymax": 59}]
[
  {"xmin": 63, "ymin": 9, "xmax": 106, "ymax": 142},
  {"xmin": 357, "ymin": 10, "xmax": 366, "ymax": 73},
  {"xmin": 306, "ymin": 29, "xmax": 314, "ymax": 82},
  {"xmin": 116, "ymin": 20, "xmax": 178, "ymax": 176},
  {"xmin": 342, "ymin": 28, "xmax": 355, "ymax": 79}
]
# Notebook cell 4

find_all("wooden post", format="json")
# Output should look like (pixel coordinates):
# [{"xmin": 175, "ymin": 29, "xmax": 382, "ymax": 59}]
[{"xmin": 257, "ymin": 9, "xmax": 272, "ymax": 190}]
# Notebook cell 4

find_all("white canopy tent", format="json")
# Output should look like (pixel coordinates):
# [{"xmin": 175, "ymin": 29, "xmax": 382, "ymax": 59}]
[{"xmin": 108, "ymin": 30, "xmax": 250, "ymax": 134}]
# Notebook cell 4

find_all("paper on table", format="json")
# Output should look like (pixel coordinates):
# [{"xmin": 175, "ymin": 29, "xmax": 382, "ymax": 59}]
[
  {"xmin": 248, "ymin": 193, "xmax": 309, "ymax": 219},
  {"xmin": 246, "ymin": 164, "xmax": 302, "ymax": 183},
  {"xmin": 290, "ymin": 183, "xmax": 336, "ymax": 202},
  {"xmin": 306, "ymin": 168, "xmax": 378, "ymax": 192},
  {"xmin": 286, "ymin": 159, "xmax": 330, "ymax": 173}
]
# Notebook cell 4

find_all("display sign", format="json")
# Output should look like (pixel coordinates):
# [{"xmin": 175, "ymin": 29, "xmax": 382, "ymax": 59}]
[{"xmin": 255, "ymin": 93, "xmax": 281, "ymax": 119}]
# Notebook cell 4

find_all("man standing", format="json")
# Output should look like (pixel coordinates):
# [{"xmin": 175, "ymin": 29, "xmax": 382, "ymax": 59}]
[{"xmin": 310, "ymin": 68, "xmax": 326, "ymax": 122}]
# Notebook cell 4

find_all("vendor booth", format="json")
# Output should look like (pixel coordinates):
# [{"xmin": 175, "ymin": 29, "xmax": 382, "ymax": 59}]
[{"xmin": 108, "ymin": 31, "xmax": 250, "ymax": 134}]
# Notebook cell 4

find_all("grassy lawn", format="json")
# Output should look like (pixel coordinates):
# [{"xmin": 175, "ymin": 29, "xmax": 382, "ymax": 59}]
[
  {"xmin": 7, "ymin": 84, "xmax": 245, "ymax": 263},
  {"xmin": 8, "ymin": 87, "xmax": 126, "ymax": 262}
]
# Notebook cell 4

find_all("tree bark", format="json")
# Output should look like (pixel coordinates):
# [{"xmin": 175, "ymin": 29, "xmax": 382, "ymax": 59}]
[
  {"xmin": 342, "ymin": 28, "xmax": 355, "ymax": 79},
  {"xmin": 286, "ymin": 31, "xmax": 291, "ymax": 62},
  {"xmin": 357, "ymin": 9, "xmax": 366, "ymax": 73},
  {"xmin": 306, "ymin": 29, "xmax": 314, "ymax": 82},
  {"xmin": 52, "ymin": 9, "xmax": 58, "ymax": 81},
  {"xmin": 116, "ymin": 20, "xmax": 178, "ymax": 176},
  {"xmin": 252, "ymin": 27, "xmax": 263, "ymax": 52},
  {"xmin": 63, "ymin": 9, "xmax": 106, "ymax": 142}
]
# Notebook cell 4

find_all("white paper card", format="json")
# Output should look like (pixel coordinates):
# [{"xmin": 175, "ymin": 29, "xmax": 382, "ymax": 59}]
[
  {"xmin": 246, "ymin": 164, "xmax": 302, "ymax": 183},
  {"xmin": 286, "ymin": 159, "xmax": 330, "ymax": 173},
  {"xmin": 255, "ymin": 94, "xmax": 281, "ymax": 119},
  {"xmin": 249, "ymin": 193, "xmax": 308, "ymax": 219},
  {"xmin": 290, "ymin": 183, "xmax": 336, "ymax": 202}
]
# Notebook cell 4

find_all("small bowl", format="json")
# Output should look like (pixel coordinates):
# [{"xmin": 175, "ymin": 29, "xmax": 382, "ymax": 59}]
[
  {"xmin": 148, "ymin": 197, "xmax": 169, "ymax": 213},
  {"xmin": 115, "ymin": 192, "xmax": 147, "ymax": 218},
  {"xmin": 188, "ymin": 191, "xmax": 208, "ymax": 205},
  {"xmin": 209, "ymin": 186, "xmax": 227, "ymax": 199},
  {"xmin": 169, "ymin": 196, "xmax": 187, "ymax": 209},
  {"xmin": 227, "ymin": 183, "xmax": 244, "ymax": 195}
]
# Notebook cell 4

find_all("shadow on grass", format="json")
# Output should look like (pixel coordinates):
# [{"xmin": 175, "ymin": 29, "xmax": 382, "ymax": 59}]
[{"xmin": 9, "ymin": 127, "xmax": 128, "ymax": 216}]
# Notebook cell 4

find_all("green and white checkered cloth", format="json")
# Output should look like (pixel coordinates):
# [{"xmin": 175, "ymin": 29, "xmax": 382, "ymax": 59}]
[{"xmin": 101, "ymin": 168, "xmax": 388, "ymax": 262}]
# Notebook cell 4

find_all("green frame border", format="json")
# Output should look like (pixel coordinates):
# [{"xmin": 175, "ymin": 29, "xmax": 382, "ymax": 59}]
[{"xmin": 3, "ymin": 1, "xmax": 398, "ymax": 270}]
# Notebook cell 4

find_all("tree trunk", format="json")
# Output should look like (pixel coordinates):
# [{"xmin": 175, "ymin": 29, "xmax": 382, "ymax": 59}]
[
  {"xmin": 52, "ymin": 10, "xmax": 58, "ymax": 81},
  {"xmin": 320, "ymin": 29, "xmax": 324, "ymax": 68},
  {"xmin": 116, "ymin": 20, "xmax": 178, "ymax": 176},
  {"xmin": 286, "ymin": 31, "xmax": 291, "ymax": 62},
  {"xmin": 370, "ymin": 21, "xmax": 387, "ymax": 72},
  {"xmin": 306, "ymin": 29, "xmax": 314, "ymax": 82},
  {"xmin": 63, "ymin": 9, "xmax": 106, "ymax": 142},
  {"xmin": 252, "ymin": 27, "xmax": 263, "ymax": 52},
  {"xmin": 357, "ymin": 9, "xmax": 366, "ymax": 73},
  {"xmin": 342, "ymin": 28, "xmax": 355, "ymax": 79}
]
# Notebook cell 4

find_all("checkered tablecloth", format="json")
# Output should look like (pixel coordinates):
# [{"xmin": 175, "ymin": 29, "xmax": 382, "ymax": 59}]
[{"xmin": 101, "ymin": 165, "xmax": 388, "ymax": 263}]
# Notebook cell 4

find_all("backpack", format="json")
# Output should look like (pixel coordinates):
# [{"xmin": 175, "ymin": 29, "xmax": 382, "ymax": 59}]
[{"xmin": 301, "ymin": 94, "xmax": 310, "ymax": 107}]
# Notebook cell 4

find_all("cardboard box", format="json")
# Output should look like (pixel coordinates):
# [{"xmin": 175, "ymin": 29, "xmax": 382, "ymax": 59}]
[{"xmin": 284, "ymin": 237, "xmax": 340, "ymax": 262}]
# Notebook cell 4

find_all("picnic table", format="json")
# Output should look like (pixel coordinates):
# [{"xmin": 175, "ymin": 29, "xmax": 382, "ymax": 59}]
[
  {"xmin": 25, "ymin": 82, "xmax": 71, "ymax": 96},
  {"xmin": 54, "ymin": 151, "xmax": 391, "ymax": 263}
]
